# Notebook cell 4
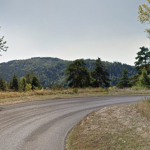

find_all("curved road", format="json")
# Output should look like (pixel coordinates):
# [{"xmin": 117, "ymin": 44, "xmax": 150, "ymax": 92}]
[{"xmin": 0, "ymin": 96, "xmax": 148, "ymax": 150}]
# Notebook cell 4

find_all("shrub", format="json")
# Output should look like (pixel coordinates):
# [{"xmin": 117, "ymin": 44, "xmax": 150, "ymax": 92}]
[
  {"xmin": 73, "ymin": 88, "xmax": 78, "ymax": 93},
  {"xmin": 25, "ymin": 83, "xmax": 32, "ymax": 91}
]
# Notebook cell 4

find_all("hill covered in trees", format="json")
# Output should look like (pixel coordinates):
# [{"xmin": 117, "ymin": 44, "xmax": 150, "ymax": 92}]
[{"xmin": 0, "ymin": 57, "xmax": 137, "ymax": 86}]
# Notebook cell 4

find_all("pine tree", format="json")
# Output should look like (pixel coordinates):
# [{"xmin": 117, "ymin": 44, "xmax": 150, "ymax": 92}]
[
  {"xmin": 134, "ymin": 47, "xmax": 150, "ymax": 73},
  {"xmin": 91, "ymin": 58, "xmax": 110, "ymax": 87},
  {"xmin": 0, "ymin": 77, "xmax": 6, "ymax": 91},
  {"xmin": 31, "ymin": 76, "xmax": 41, "ymax": 90},
  {"xmin": 117, "ymin": 69, "xmax": 130, "ymax": 88},
  {"xmin": 65, "ymin": 59, "xmax": 90, "ymax": 87},
  {"xmin": 12, "ymin": 74, "xmax": 19, "ymax": 91}
]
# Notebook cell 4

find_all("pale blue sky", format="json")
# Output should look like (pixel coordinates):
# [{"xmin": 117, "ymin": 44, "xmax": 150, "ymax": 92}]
[{"xmin": 0, "ymin": 0, "xmax": 149, "ymax": 65}]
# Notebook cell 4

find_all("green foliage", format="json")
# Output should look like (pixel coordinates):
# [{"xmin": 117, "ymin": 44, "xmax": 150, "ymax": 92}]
[
  {"xmin": 117, "ymin": 69, "xmax": 130, "ymax": 88},
  {"xmin": 12, "ymin": 74, "xmax": 19, "ymax": 91},
  {"xmin": 0, "ymin": 57, "xmax": 137, "ymax": 87},
  {"xmin": 25, "ymin": 72, "xmax": 33, "ymax": 84},
  {"xmin": 51, "ymin": 83, "xmax": 63, "ymax": 90},
  {"xmin": 20, "ymin": 77, "xmax": 26, "ymax": 91},
  {"xmin": 65, "ymin": 59, "xmax": 90, "ymax": 87},
  {"xmin": 138, "ymin": 0, "xmax": 150, "ymax": 35},
  {"xmin": 137, "ymin": 68, "xmax": 150, "ymax": 88},
  {"xmin": 73, "ymin": 88, "xmax": 78, "ymax": 93},
  {"xmin": 0, "ymin": 77, "xmax": 6, "ymax": 91},
  {"xmin": 31, "ymin": 76, "xmax": 41, "ymax": 90},
  {"xmin": 0, "ymin": 27, "xmax": 8, "ymax": 52},
  {"xmin": 91, "ymin": 58, "xmax": 110, "ymax": 87},
  {"xmin": 25, "ymin": 83, "xmax": 32, "ymax": 91},
  {"xmin": 8, "ymin": 72, "xmax": 41, "ymax": 91},
  {"xmin": 129, "ymin": 74, "xmax": 139, "ymax": 87},
  {"xmin": 134, "ymin": 47, "xmax": 150, "ymax": 73}
]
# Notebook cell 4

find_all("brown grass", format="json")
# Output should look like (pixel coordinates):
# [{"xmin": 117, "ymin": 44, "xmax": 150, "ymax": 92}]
[
  {"xmin": 108, "ymin": 87, "xmax": 150, "ymax": 95},
  {"xmin": 1, "ymin": 87, "xmax": 150, "ymax": 105},
  {"xmin": 135, "ymin": 98, "xmax": 150, "ymax": 119},
  {"xmin": 0, "ymin": 88, "xmax": 108, "ymax": 105},
  {"xmin": 65, "ymin": 104, "xmax": 150, "ymax": 150}
]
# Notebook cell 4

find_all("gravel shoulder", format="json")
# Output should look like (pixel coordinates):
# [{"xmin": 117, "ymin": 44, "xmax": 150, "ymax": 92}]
[{"xmin": 65, "ymin": 103, "xmax": 150, "ymax": 150}]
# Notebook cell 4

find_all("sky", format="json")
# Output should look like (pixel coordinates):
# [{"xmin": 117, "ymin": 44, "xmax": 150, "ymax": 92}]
[{"xmin": 0, "ymin": 0, "xmax": 149, "ymax": 65}]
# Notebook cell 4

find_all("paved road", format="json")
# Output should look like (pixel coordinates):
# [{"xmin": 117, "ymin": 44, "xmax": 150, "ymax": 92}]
[{"xmin": 0, "ymin": 96, "xmax": 148, "ymax": 150}]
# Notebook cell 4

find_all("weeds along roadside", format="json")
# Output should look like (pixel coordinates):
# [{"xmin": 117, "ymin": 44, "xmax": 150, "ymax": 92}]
[
  {"xmin": 65, "ymin": 98, "xmax": 150, "ymax": 150},
  {"xmin": 1, "ymin": 87, "xmax": 150, "ymax": 105},
  {"xmin": 0, "ymin": 87, "xmax": 108, "ymax": 105}
]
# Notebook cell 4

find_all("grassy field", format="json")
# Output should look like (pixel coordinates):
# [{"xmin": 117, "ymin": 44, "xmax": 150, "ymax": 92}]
[
  {"xmin": 65, "ymin": 99, "xmax": 150, "ymax": 150},
  {"xmin": 0, "ymin": 87, "xmax": 150, "ymax": 105}
]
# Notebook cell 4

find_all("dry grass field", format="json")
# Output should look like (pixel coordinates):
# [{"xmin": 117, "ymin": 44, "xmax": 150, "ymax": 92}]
[
  {"xmin": 65, "ymin": 99, "xmax": 150, "ymax": 150},
  {"xmin": 0, "ymin": 87, "xmax": 108, "ymax": 105},
  {"xmin": 0, "ymin": 87, "xmax": 150, "ymax": 105}
]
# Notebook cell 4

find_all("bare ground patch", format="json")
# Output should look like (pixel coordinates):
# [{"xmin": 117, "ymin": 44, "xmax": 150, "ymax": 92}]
[{"xmin": 65, "ymin": 103, "xmax": 150, "ymax": 150}]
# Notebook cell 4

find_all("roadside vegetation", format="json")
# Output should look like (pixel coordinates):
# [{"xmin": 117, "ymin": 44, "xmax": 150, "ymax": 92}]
[
  {"xmin": 1, "ymin": 87, "xmax": 150, "ymax": 105},
  {"xmin": 1, "ymin": 53, "xmax": 150, "ymax": 104},
  {"xmin": 0, "ymin": 87, "xmax": 108, "ymax": 105},
  {"xmin": 65, "ymin": 100, "xmax": 150, "ymax": 150}
]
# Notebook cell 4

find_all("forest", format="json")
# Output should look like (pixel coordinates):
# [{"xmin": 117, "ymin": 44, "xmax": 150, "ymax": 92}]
[{"xmin": 0, "ymin": 57, "xmax": 137, "ymax": 89}]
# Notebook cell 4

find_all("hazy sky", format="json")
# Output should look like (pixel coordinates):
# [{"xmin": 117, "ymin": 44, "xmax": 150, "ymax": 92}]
[{"xmin": 0, "ymin": 0, "xmax": 149, "ymax": 65}]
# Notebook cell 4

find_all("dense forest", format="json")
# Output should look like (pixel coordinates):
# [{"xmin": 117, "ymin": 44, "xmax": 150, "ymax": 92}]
[{"xmin": 0, "ymin": 57, "xmax": 137, "ymax": 86}]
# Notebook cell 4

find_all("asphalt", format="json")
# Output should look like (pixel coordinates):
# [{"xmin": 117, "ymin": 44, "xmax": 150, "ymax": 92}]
[{"xmin": 0, "ymin": 96, "xmax": 148, "ymax": 150}]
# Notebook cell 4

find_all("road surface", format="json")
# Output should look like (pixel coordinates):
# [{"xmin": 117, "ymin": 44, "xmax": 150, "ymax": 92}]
[{"xmin": 0, "ymin": 96, "xmax": 148, "ymax": 150}]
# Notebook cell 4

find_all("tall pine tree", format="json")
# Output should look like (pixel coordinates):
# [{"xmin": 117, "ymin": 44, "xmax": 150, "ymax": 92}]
[
  {"xmin": 12, "ymin": 73, "xmax": 19, "ymax": 91},
  {"xmin": 0, "ymin": 77, "xmax": 6, "ymax": 91},
  {"xmin": 65, "ymin": 59, "xmax": 90, "ymax": 87},
  {"xmin": 91, "ymin": 58, "xmax": 110, "ymax": 87},
  {"xmin": 134, "ymin": 47, "xmax": 150, "ymax": 73}
]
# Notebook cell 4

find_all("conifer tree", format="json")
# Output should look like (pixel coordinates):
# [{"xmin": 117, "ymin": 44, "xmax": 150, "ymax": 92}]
[
  {"xmin": 91, "ymin": 58, "xmax": 110, "ymax": 87},
  {"xmin": 134, "ymin": 47, "xmax": 150, "ymax": 73},
  {"xmin": 117, "ymin": 69, "xmax": 130, "ymax": 88},
  {"xmin": 0, "ymin": 77, "xmax": 6, "ymax": 91},
  {"xmin": 31, "ymin": 76, "xmax": 41, "ymax": 89},
  {"xmin": 12, "ymin": 74, "xmax": 19, "ymax": 91},
  {"xmin": 65, "ymin": 59, "xmax": 90, "ymax": 87}
]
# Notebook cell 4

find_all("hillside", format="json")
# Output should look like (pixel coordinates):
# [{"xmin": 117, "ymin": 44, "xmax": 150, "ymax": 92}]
[{"xmin": 0, "ymin": 57, "xmax": 137, "ymax": 86}]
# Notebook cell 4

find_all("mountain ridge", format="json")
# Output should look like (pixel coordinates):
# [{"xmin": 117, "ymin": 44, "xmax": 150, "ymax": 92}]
[{"xmin": 0, "ymin": 57, "xmax": 137, "ymax": 86}]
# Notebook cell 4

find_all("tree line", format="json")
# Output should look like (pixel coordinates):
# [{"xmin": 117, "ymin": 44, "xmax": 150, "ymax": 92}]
[
  {"xmin": 0, "ymin": 57, "xmax": 111, "ymax": 91},
  {"xmin": 1, "ymin": 48, "xmax": 150, "ymax": 91},
  {"xmin": 0, "ymin": 72, "xmax": 41, "ymax": 91},
  {"xmin": 1, "ymin": 0, "xmax": 150, "ymax": 91},
  {"xmin": 65, "ymin": 58, "xmax": 110, "ymax": 88},
  {"xmin": 116, "ymin": 46, "xmax": 150, "ymax": 89}
]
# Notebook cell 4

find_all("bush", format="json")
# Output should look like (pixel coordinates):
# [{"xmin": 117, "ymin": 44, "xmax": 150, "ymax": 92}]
[
  {"xmin": 25, "ymin": 83, "xmax": 32, "ymax": 91},
  {"xmin": 73, "ymin": 88, "xmax": 78, "ymax": 93}
]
